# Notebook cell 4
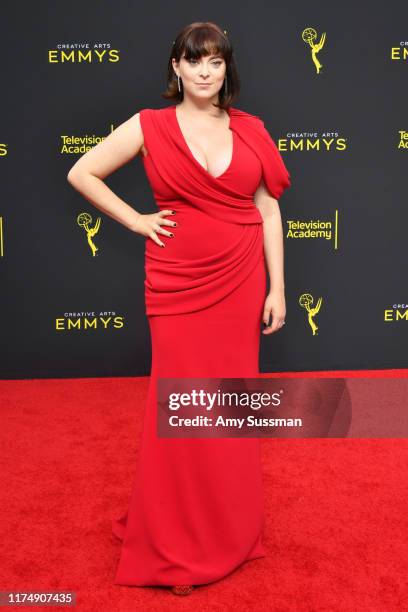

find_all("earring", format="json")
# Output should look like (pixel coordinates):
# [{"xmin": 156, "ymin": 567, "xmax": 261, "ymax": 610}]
[{"xmin": 177, "ymin": 75, "xmax": 181, "ymax": 92}]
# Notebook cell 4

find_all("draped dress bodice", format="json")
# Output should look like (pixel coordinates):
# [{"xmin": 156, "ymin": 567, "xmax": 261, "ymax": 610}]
[{"xmin": 138, "ymin": 105, "xmax": 290, "ymax": 316}]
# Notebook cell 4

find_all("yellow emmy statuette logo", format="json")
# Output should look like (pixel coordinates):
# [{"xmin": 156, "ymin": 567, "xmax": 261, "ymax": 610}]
[
  {"xmin": 302, "ymin": 27, "xmax": 326, "ymax": 74},
  {"xmin": 299, "ymin": 293, "xmax": 322, "ymax": 335},
  {"xmin": 77, "ymin": 212, "xmax": 101, "ymax": 256}
]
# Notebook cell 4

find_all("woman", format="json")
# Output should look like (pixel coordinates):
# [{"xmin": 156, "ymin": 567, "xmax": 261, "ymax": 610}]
[{"xmin": 67, "ymin": 21, "xmax": 291, "ymax": 596}]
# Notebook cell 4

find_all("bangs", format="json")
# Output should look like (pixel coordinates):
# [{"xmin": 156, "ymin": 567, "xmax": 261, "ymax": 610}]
[{"xmin": 181, "ymin": 26, "xmax": 231, "ymax": 61}]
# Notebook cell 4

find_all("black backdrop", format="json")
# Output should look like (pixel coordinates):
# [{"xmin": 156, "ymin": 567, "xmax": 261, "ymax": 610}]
[{"xmin": 1, "ymin": 1, "xmax": 407, "ymax": 379}]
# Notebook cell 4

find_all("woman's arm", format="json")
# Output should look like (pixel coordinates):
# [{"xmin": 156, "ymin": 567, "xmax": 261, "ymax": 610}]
[
  {"xmin": 67, "ymin": 112, "xmax": 175, "ymax": 246},
  {"xmin": 254, "ymin": 178, "xmax": 286, "ymax": 335}
]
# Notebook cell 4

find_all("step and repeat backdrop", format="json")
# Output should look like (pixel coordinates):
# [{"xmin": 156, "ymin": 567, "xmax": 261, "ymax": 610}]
[{"xmin": 1, "ymin": 2, "xmax": 407, "ymax": 379}]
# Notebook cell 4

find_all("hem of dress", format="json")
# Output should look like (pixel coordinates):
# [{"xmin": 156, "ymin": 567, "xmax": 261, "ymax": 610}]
[{"xmin": 112, "ymin": 514, "xmax": 267, "ymax": 587}]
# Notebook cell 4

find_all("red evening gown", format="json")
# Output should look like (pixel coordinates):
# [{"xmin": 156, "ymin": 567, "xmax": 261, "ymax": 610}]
[{"xmin": 112, "ymin": 104, "xmax": 291, "ymax": 586}]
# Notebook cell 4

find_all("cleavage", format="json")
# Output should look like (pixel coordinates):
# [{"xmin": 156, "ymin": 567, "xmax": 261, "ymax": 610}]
[{"xmin": 184, "ymin": 128, "xmax": 233, "ymax": 177}]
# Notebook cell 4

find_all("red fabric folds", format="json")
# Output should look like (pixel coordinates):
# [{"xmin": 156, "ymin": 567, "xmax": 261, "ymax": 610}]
[
  {"xmin": 139, "ymin": 105, "xmax": 291, "ymax": 317},
  {"xmin": 231, "ymin": 110, "xmax": 291, "ymax": 201}
]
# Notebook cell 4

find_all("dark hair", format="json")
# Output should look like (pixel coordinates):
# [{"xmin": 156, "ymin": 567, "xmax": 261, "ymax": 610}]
[{"xmin": 162, "ymin": 21, "xmax": 240, "ymax": 110}]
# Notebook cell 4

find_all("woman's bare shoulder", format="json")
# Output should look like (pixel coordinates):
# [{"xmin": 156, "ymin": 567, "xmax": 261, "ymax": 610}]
[{"xmin": 67, "ymin": 110, "xmax": 147, "ymax": 180}]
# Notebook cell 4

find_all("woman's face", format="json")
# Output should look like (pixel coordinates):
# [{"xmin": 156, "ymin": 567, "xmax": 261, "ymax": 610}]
[{"xmin": 172, "ymin": 52, "xmax": 227, "ymax": 100}]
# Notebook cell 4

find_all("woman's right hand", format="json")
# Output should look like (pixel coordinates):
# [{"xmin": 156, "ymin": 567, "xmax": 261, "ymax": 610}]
[{"xmin": 131, "ymin": 209, "xmax": 177, "ymax": 247}]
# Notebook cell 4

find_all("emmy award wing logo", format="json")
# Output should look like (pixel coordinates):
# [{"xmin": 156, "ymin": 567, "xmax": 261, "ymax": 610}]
[
  {"xmin": 77, "ymin": 212, "xmax": 101, "ymax": 256},
  {"xmin": 299, "ymin": 293, "xmax": 322, "ymax": 335},
  {"xmin": 302, "ymin": 27, "xmax": 326, "ymax": 74}
]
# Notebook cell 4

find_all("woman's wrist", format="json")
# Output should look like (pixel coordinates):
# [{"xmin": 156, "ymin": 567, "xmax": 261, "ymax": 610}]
[
  {"xmin": 126, "ymin": 211, "xmax": 142, "ymax": 232},
  {"xmin": 268, "ymin": 284, "xmax": 285, "ymax": 294}
]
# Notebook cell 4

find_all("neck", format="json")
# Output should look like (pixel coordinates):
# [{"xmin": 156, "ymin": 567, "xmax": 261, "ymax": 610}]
[{"xmin": 176, "ymin": 96, "xmax": 224, "ymax": 119}]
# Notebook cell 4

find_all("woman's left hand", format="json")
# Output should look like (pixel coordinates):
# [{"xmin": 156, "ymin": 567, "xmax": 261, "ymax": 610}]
[{"xmin": 262, "ymin": 290, "xmax": 286, "ymax": 335}]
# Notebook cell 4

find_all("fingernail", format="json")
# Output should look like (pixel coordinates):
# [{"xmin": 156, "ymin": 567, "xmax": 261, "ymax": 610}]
[
  {"xmin": 170, "ymin": 233, "xmax": 174, "ymax": 237},
  {"xmin": 161, "ymin": 244, "xmax": 165, "ymax": 247},
  {"xmin": 171, "ymin": 211, "xmax": 176, "ymax": 215},
  {"xmin": 173, "ymin": 223, "xmax": 177, "ymax": 227}
]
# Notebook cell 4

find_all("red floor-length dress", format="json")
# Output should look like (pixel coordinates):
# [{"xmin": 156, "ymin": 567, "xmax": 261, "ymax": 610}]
[{"xmin": 112, "ymin": 104, "xmax": 291, "ymax": 586}]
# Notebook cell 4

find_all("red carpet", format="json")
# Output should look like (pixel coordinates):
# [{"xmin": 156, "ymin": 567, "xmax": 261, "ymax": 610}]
[{"xmin": 1, "ymin": 372, "xmax": 408, "ymax": 611}]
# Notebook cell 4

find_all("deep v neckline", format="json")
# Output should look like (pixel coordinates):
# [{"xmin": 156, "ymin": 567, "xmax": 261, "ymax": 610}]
[{"xmin": 172, "ymin": 104, "xmax": 235, "ymax": 180}]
